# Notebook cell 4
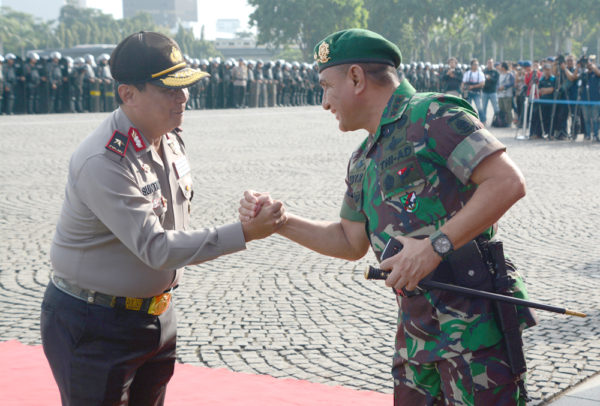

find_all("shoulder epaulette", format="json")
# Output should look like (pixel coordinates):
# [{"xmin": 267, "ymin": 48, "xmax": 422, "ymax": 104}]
[
  {"xmin": 172, "ymin": 128, "xmax": 186, "ymax": 148},
  {"xmin": 105, "ymin": 130, "xmax": 130, "ymax": 157}
]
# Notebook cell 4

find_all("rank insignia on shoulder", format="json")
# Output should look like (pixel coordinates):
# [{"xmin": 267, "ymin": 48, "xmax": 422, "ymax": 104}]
[
  {"xmin": 128, "ymin": 127, "xmax": 147, "ymax": 152},
  {"xmin": 106, "ymin": 130, "xmax": 130, "ymax": 157}
]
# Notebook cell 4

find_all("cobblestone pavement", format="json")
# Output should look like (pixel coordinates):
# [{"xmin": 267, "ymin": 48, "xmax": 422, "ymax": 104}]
[{"xmin": 0, "ymin": 107, "xmax": 599, "ymax": 404}]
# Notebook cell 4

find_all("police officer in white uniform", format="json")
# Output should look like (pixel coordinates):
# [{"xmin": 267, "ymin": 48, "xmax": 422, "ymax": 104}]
[{"xmin": 40, "ymin": 31, "xmax": 285, "ymax": 406}]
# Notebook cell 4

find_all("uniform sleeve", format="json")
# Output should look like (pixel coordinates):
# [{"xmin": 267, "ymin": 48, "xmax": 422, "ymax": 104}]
[
  {"xmin": 74, "ymin": 155, "xmax": 246, "ymax": 271},
  {"xmin": 340, "ymin": 199, "xmax": 366, "ymax": 222},
  {"xmin": 424, "ymin": 100, "xmax": 506, "ymax": 184},
  {"xmin": 339, "ymin": 159, "xmax": 366, "ymax": 223}
]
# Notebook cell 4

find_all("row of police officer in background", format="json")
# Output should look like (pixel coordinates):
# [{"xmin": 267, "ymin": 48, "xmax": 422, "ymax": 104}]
[
  {"xmin": 188, "ymin": 58, "xmax": 322, "ymax": 110},
  {"xmin": 0, "ymin": 51, "xmax": 114, "ymax": 115},
  {"xmin": 0, "ymin": 52, "xmax": 324, "ymax": 115}
]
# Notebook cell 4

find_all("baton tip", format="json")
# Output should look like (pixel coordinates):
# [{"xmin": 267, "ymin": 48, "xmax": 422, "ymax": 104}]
[{"xmin": 565, "ymin": 310, "xmax": 586, "ymax": 318}]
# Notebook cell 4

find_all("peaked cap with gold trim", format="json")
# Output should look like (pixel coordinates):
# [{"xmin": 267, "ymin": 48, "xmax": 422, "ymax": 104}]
[
  {"xmin": 110, "ymin": 31, "xmax": 208, "ymax": 89},
  {"xmin": 314, "ymin": 28, "xmax": 402, "ymax": 73}
]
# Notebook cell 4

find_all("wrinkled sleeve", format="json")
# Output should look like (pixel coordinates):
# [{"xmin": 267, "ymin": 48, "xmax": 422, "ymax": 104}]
[
  {"xmin": 74, "ymin": 155, "xmax": 246, "ymax": 271},
  {"xmin": 340, "ymin": 159, "xmax": 366, "ymax": 223},
  {"xmin": 424, "ymin": 100, "xmax": 506, "ymax": 184}
]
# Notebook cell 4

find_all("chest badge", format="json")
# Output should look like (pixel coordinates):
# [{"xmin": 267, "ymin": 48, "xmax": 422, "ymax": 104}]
[
  {"xmin": 167, "ymin": 138, "xmax": 181, "ymax": 155},
  {"xmin": 401, "ymin": 192, "xmax": 418, "ymax": 213},
  {"xmin": 142, "ymin": 163, "xmax": 151, "ymax": 173},
  {"xmin": 173, "ymin": 156, "xmax": 191, "ymax": 179},
  {"xmin": 397, "ymin": 167, "xmax": 412, "ymax": 177}
]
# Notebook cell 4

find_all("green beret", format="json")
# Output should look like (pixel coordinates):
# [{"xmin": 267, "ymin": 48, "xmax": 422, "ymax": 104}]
[{"xmin": 314, "ymin": 28, "xmax": 402, "ymax": 73}]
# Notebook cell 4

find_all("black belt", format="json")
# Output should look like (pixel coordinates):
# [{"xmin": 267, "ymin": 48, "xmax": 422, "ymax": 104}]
[{"xmin": 51, "ymin": 274, "xmax": 176, "ymax": 316}]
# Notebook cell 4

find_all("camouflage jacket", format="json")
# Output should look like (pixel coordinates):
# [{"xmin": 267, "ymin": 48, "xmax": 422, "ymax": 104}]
[{"xmin": 341, "ymin": 79, "xmax": 535, "ymax": 364}]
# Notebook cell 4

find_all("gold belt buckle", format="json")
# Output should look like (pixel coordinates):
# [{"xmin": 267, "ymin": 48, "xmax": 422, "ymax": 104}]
[{"xmin": 147, "ymin": 292, "xmax": 172, "ymax": 316}]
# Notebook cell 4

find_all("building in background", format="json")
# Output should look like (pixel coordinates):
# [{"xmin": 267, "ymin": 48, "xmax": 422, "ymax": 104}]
[
  {"xmin": 214, "ymin": 36, "xmax": 276, "ymax": 61},
  {"xmin": 122, "ymin": 0, "xmax": 197, "ymax": 28},
  {"xmin": 216, "ymin": 19, "xmax": 240, "ymax": 37}
]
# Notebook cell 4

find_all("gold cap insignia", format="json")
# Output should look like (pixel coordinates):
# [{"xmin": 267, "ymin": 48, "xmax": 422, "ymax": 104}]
[
  {"xmin": 170, "ymin": 47, "xmax": 183, "ymax": 63},
  {"xmin": 317, "ymin": 42, "xmax": 331, "ymax": 64}
]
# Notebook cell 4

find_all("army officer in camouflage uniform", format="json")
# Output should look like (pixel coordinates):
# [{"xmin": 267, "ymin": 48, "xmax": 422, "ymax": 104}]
[
  {"xmin": 240, "ymin": 29, "xmax": 535, "ymax": 405},
  {"xmin": 41, "ymin": 32, "xmax": 285, "ymax": 406}
]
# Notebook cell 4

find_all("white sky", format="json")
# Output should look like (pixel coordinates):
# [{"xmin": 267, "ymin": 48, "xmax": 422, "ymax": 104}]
[{"xmin": 84, "ymin": 0, "xmax": 256, "ymax": 40}]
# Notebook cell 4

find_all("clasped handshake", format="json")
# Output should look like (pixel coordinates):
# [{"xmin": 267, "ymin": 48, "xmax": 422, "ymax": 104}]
[{"xmin": 238, "ymin": 190, "xmax": 287, "ymax": 242}]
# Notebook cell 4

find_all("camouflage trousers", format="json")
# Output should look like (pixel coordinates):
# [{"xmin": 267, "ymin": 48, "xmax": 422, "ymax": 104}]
[{"xmin": 392, "ymin": 342, "xmax": 526, "ymax": 405}]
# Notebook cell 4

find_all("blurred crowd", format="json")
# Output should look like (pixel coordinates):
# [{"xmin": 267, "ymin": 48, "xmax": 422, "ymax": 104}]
[
  {"xmin": 2, "ymin": 50, "xmax": 599, "ymax": 141},
  {"xmin": 399, "ymin": 55, "xmax": 600, "ymax": 141},
  {"xmin": 0, "ymin": 53, "xmax": 322, "ymax": 116}
]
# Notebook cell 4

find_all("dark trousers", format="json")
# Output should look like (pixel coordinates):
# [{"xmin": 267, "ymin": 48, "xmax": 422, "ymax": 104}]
[
  {"xmin": 233, "ymin": 85, "xmax": 246, "ymax": 108},
  {"xmin": 40, "ymin": 282, "xmax": 177, "ymax": 406}
]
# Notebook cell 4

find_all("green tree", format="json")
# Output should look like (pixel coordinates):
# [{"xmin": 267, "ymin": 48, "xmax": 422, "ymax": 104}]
[
  {"xmin": 174, "ymin": 25, "xmax": 221, "ymax": 59},
  {"xmin": 248, "ymin": 0, "xmax": 368, "ymax": 61}
]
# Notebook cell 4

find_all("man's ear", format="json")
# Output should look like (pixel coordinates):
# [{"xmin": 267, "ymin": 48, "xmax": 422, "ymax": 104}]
[
  {"xmin": 348, "ymin": 65, "xmax": 366, "ymax": 94},
  {"xmin": 118, "ymin": 84, "xmax": 135, "ymax": 105}
]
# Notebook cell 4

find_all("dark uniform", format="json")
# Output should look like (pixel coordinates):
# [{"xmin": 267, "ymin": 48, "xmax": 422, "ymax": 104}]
[
  {"xmin": 96, "ymin": 54, "xmax": 115, "ymax": 112},
  {"xmin": 0, "ymin": 56, "xmax": 4, "ymax": 111},
  {"xmin": 37, "ymin": 57, "xmax": 51, "ymax": 114},
  {"xmin": 23, "ymin": 53, "xmax": 41, "ymax": 114},
  {"xmin": 207, "ymin": 59, "xmax": 220, "ymax": 109},
  {"xmin": 2, "ymin": 54, "xmax": 18, "ymax": 115},
  {"xmin": 47, "ymin": 54, "xmax": 63, "ymax": 113},
  {"xmin": 538, "ymin": 72, "xmax": 556, "ymax": 136}
]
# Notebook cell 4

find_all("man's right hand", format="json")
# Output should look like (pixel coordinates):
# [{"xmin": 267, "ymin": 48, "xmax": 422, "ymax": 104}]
[
  {"xmin": 239, "ymin": 191, "xmax": 287, "ymax": 242},
  {"xmin": 239, "ymin": 190, "xmax": 271, "ymax": 221}
]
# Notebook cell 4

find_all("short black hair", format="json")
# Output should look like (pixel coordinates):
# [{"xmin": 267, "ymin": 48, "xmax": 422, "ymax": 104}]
[
  {"xmin": 336, "ymin": 63, "xmax": 399, "ymax": 87},
  {"xmin": 114, "ymin": 82, "xmax": 146, "ymax": 105}
]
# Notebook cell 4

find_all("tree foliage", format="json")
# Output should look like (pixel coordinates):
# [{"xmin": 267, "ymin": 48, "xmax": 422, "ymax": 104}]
[
  {"xmin": 248, "ymin": 0, "xmax": 368, "ymax": 61},
  {"xmin": 0, "ymin": 5, "xmax": 220, "ymax": 59},
  {"xmin": 249, "ymin": 0, "xmax": 600, "ymax": 62}
]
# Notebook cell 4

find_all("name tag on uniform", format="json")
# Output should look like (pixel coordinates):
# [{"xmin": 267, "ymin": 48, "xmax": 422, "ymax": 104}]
[
  {"xmin": 173, "ymin": 157, "xmax": 190, "ymax": 179},
  {"xmin": 141, "ymin": 181, "xmax": 160, "ymax": 196}
]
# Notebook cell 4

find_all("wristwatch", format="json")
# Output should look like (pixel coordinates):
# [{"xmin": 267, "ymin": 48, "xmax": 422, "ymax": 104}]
[{"xmin": 429, "ymin": 230, "xmax": 454, "ymax": 259}]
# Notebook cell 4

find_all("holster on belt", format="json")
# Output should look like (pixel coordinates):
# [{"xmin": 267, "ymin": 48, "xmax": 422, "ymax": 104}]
[{"xmin": 386, "ymin": 236, "xmax": 529, "ymax": 398}]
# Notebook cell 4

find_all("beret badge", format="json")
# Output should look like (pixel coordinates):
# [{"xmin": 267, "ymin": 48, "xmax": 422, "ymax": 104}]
[{"xmin": 316, "ymin": 42, "xmax": 331, "ymax": 64}]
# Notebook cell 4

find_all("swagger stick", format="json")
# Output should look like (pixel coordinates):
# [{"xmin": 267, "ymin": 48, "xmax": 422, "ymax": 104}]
[{"xmin": 364, "ymin": 266, "xmax": 586, "ymax": 318}]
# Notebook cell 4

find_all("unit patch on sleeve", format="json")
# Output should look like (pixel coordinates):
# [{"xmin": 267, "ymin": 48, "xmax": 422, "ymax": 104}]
[{"xmin": 105, "ymin": 130, "xmax": 130, "ymax": 157}]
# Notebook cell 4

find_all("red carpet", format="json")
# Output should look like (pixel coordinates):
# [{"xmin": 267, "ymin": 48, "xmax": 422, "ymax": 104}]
[{"xmin": 0, "ymin": 340, "xmax": 392, "ymax": 405}]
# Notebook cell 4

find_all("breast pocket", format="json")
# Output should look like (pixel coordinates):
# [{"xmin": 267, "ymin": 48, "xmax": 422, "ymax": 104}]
[
  {"xmin": 378, "ymin": 158, "xmax": 434, "ymax": 232},
  {"xmin": 379, "ymin": 158, "xmax": 426, "ymax": 201}
]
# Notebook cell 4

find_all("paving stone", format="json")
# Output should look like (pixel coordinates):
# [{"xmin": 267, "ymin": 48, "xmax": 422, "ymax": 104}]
[{"xmin": 0, "ymin": 109, "xmax": 598, "ymax": 400}]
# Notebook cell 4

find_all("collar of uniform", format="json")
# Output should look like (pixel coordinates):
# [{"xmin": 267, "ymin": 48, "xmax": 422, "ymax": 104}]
[
  {"xmin": 128, "ymin": 127, "xmax": 151, "ymax": 155},
  {"xmin": 114, "ymin": 108, "xmax": 152, "ymax": 156},
  {"xmin": 369, "ymin": 79, "xmax": 416, "ymax": 147}
]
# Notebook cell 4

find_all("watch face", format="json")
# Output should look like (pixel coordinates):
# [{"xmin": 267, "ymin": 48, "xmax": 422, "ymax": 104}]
[{"xmin": 434, "ymin": 236, "xmax": 452, "ymax": 254}]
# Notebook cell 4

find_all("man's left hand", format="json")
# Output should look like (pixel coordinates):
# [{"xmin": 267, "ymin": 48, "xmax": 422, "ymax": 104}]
[{"xmin": 379, "ymin": 236, "xmax": 442, "ymax": 291}]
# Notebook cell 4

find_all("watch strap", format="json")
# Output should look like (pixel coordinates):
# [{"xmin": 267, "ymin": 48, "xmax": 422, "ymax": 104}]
[{"xmin": 430, "ymin": 230, "xmax": 454, "ymax": 258}]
